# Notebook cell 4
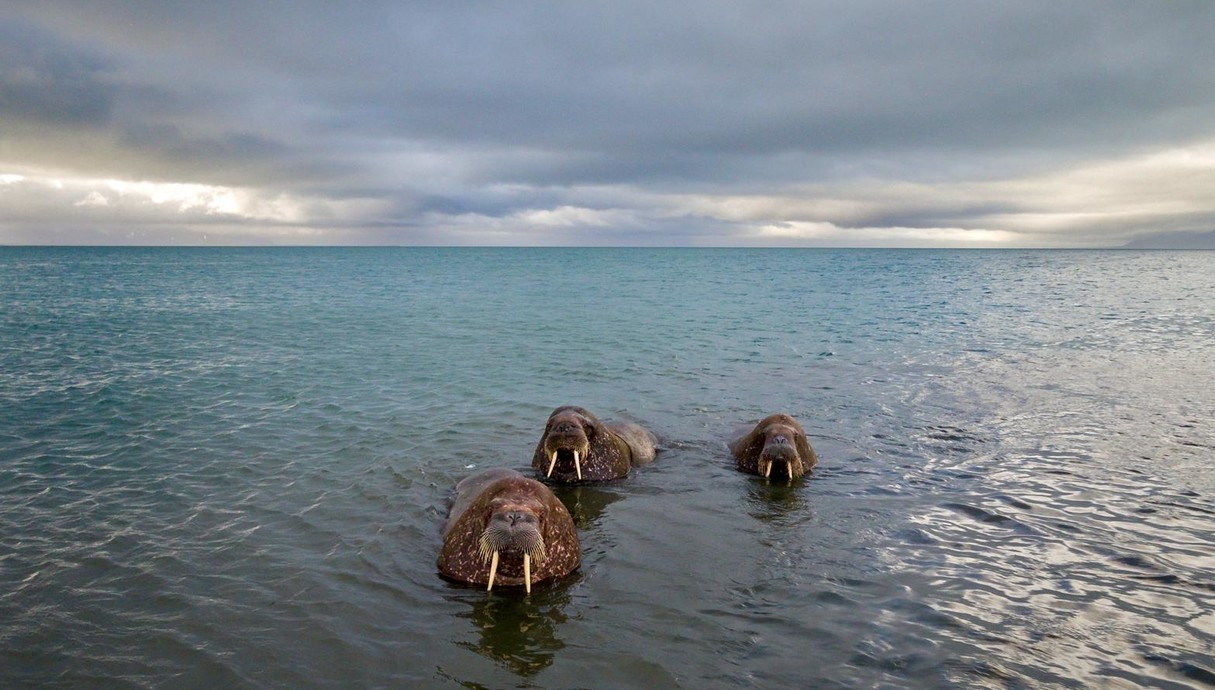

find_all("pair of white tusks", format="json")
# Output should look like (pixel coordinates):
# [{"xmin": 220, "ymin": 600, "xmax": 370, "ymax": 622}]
[
  {"xmin": 485, "ymin": 551, "xmax": 531, "ymax": 593},
  {"xmin": 546, "ymin": 450, "xmax": 581, "ymax": 480},
  {"xmin": 761, "ymin": 460, "xmax": 790, "ymax": 478}
]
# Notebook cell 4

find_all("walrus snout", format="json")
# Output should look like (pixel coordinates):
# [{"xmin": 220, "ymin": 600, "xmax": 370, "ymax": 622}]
[
  {"xmin": 542, "ymin": 419, "xmax": 592, "ymax": 479},
  {"xmin": 490, "ymin": 510, "xmax": 537, "ymax": 535},
  {"xmin": 553, "ymin": 420, "xmax": 580, "ymax": 434},
  {"xmin": 760, "ymin": 442, "xmax": 803, "ymax": 479},
  {"xmin": 478, "ymin": 508, "xmax": 547, "ymax": 592}
]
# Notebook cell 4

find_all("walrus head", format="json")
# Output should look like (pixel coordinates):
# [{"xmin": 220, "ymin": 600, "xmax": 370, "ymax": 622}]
[
  {"xmin": 734, "ymin": 413, "xmax": 817, "ymax": 481},
  {"xmin": 757, "ymin": 424, "xmax": 805, "ymax": 479},
  {"xmin": 477, "ymin": 495, "xmax": 548, "ymax": 593},
  {"xmin": 540, "ymin": 406, "xmax": 597, "ymax": 481}
]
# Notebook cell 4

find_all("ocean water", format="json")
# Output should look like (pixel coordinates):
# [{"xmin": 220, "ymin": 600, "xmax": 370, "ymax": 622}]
[{"xmin": 1, "ymin": 247, "xmax": 1213, "ymax": 689}]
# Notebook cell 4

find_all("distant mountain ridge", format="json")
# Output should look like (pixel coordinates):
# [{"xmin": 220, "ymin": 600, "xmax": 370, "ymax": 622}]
[{"xmin": 1122, "ymin": 230, "xmax": 1215, "ymax": 249}]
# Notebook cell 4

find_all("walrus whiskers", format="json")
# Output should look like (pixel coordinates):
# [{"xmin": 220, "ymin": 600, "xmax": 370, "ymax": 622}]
[
  {"xmin": 477, "ymin": 530, "xmax": 496, "ymax": 562},
  {"xmin": 476, "ymin": 514, "xmax": 547, "ymax": 593}
]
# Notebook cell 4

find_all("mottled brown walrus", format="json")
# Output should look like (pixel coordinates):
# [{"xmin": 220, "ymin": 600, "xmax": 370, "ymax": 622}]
[
  {"xmin": 438, "ymin": 468, "xmax": 580, "ymax": 593},
  {"xmin": 531, "ymin": 406, "xmax": 657, "ymax": 483},
  {"xmin": 729, "ymin": 413, "xmax": 817, "ymax": 480}
]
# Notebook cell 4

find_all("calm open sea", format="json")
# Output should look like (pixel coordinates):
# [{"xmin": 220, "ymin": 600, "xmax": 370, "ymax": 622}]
[{"xmin": 2, "ymin": 247, "xmax": 1213, "ymax": 689}]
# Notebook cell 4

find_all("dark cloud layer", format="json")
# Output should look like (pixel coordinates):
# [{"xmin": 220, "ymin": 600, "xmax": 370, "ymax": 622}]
[
  {"xmin": 0, "ymin": 20, "xmax": 115, "ymax": 126},
  {"xmin": 3, "ymin": 2, "xmax": 1215, "ymax": 245}
]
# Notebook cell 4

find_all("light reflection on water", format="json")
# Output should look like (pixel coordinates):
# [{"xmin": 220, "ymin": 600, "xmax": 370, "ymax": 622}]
[{"xmin": 1, "ymin": 247, "xmax": 1213, "ymax": 688}]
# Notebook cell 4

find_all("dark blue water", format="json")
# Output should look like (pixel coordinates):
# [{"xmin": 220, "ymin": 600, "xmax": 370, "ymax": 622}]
[{"xmin": 2, "ymin": 247, "xmax": 1213, "ymax": 688}]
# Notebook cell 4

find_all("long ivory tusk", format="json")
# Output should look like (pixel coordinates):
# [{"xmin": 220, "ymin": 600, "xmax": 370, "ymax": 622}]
[
  {"xmin": 486, "ymin": 550, "xmax": 499, "ymax": 591},
  {"xmin": 524, "ymin": 553, "xmax": 532, "ymax": 594},
  {"xmin": 546, "ymin": 450, "xmax": 557, "ymax": 477},
  {"xmin": 763, "ymin": 460, "xmax": 771, "ymax": 478},
  {"xmin": 574, "ymin": 450, "xmax": 582, "ymax": 480}
]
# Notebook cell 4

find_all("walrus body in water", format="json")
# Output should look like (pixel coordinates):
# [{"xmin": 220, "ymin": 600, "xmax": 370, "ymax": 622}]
[
  {"xmin": 531, "ymin": 406, "xmax": 658, "ymax": 483},
  {"xmin": 729, "ymin": 413, "xmax": 818, "ymax": 480},
  {"xmin": 438, "ymin": 468, "xmax": 580, "ymax": 593}
]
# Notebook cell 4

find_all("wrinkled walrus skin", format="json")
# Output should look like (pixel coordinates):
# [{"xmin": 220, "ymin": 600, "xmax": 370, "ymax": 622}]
[
  {"xmin": 438, "ymin": 468, "xmax": 580, "ymax": 592},
  {"xmin": 729, "ymin": 413, "xmax": 817, "ymax": 480},
  {"xmin": 531, "ymin": 406, "xmax": 658, "ymax": 483}
]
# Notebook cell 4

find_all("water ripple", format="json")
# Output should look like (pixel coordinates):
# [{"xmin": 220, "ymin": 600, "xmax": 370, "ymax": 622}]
[{"xmin": 2, "ymin": 248, "xmax": 1214, "ymax": 688}]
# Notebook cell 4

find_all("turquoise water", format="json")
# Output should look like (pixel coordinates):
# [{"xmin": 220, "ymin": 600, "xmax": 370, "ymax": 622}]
[{"xmin": 2, "ymin": 247, "xmax": 1213, "ymax": 688}]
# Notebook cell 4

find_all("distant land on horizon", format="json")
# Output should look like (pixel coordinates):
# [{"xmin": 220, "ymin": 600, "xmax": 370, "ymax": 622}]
[{"xmin": 1122, "ymin": 230, "xmax": 1215, "ymax": 249}]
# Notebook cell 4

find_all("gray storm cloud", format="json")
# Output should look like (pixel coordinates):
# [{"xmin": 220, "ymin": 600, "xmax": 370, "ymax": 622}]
[{"xmin": 3, "ymin": 2, "xmax": 1215, "ymax": 246}]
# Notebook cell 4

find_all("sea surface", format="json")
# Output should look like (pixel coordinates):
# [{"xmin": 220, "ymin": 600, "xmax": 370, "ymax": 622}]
[{"xmin": 2, "ymin": 247, "xmax": 1213, "ymax": 689}]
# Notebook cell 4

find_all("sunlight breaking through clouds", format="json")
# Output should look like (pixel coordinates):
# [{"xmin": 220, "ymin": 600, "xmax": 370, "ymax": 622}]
[
  {"xmin": 4, "ymin": 172, "xmax": 311, "ymax": 223},
  {"xmin": 647, "ymin": 138, "xmax": 1215, "ymax": 247},
  {"xmin": 70, "ymin": 178, "xmax": 306, "ymax": 220},
  {"xmin": 754, "ymin": 221, "xmax": 1021, "ymax": 246},
  {"xmin": 74, "ymin": 190, "xmax": 110, "ymax": 207},
  {"xmin": 98, "ymin": 179, "xmax": 245, "ymax": 215},
  {"xmin": 6, "ymin": 133, "xmax": 1215, "ymax": 247},
  {"xmin": 515, "ymin": 206, "xmax": 637, "ymax": 228}
]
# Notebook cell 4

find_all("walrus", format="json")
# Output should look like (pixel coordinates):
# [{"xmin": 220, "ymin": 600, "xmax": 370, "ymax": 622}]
[
  {"xmin": 438, "ymin": 468, "xmax": 580, "ymax": 593},
  {"xmin": 531, "ymin": 406, "xmax": 658, "ymax": 483},
  {"xmin": 729, "ymin": 413, "xmax": 818, "ymax": 480}
]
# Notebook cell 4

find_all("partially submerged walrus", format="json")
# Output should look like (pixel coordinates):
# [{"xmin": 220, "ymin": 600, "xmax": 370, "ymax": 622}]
[
  {"xmin": 438, "ymin": 468, "xmax": 580, "ymax": 593},
  {"xmin": 531, "ymin": 406, "xmax": 657, "ymax": 483},
  {"xmin": 730, "ymin": 413, "xmax": 817, "ymax": 480}
]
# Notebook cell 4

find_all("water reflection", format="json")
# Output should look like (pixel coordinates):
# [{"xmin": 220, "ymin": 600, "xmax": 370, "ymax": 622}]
[
  {"xmin": 745, "ymin": 478, "xmax": 810, "ymax": 524},
  {"xmin": 451, "ymin": 587, "xmax": 573, "ymax": 677},
  {"xmin": 551, "ymin": 484, "xmax": 625, "ymax": 528}
]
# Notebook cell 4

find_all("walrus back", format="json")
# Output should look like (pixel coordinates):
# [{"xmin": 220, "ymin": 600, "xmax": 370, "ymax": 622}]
[
  {"xmin": 608, "ymin": 422, "xmax": 658, "ymax": 465},
  {"xmin": 443, "ymin": 468, "xmax": 522, "ymax": 538}
]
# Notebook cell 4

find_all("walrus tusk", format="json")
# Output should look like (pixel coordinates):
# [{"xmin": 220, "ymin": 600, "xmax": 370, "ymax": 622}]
[
  {"xmin": 546, "ymin": 450, "xmax": 557, "ymax": 477},
  {"xmin": 487, "ymin": 550, "xmax": 499, "ymax": 591},
  {"xmin": 574, "ymin": 451, "xmax": 582, "ymax": 480},
  {"xmin": 524, "ymin": 553, "xmax": 532, "ymax": 594},
  {"xmin": 763, "ymin": 460, "xmax": 772, "ymax": 478}
]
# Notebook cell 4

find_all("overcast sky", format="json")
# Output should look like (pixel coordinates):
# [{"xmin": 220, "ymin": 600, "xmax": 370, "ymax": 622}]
[{"xmin": 3, "ymin": 1, "xmax": 1215, "ymax": 246}]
